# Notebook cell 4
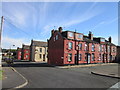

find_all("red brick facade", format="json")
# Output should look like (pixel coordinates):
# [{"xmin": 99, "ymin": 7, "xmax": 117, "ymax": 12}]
[
  {"xmin": 48, "ymin": 27, "xmax": 117, "ymax": 66},
  {"xmin": 17, "ymin": 47, "xmax": 22, "ymax": 60},
  {"xmin": 21, "ymin": 44, "xmax": 30, "ymax": 60}
]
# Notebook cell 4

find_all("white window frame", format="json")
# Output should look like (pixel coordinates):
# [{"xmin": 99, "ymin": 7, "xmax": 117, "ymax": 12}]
[
  {"xmin": 78, "ymin": 34, "xmax": 83, "ymax": 39},
  {"xmin": 79, "ymin": 54, "xmax": 82, "ymax": 61},
  {"xmin": 68, "ymin": 42, "xmax": 73, "ymax": 49},
  {"xmin": 78, "ymin": 43, "xmax": 82, "ymax": 50},
  {"xmin": 69, "ymin": 32, "xmax": 73, "ymax": 37},
  {"xmin": 68, "ymin": 53, "xmax": 72, "ymax": 62},
  {"xmin": 92, "ymin": 44, "xmax": 95, "ymax": 51}
]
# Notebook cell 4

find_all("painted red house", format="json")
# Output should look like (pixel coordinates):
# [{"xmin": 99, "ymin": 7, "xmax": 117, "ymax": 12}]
[
  {"xmin": 17, "ymin": 47, "xmax": 22, "ymax": 60},
  {"xmin": 21, "ymin": 44, "xmax": 30, "ymax": 60},
  {"xmin": 48, "ymin": 27, "xmax": 117, "ymax": 65}
]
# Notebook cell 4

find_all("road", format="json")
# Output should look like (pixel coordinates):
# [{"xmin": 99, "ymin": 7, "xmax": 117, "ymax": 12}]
[{"xmin": 2, "ymin": 62, "xmax": 119, "ymax": 88}]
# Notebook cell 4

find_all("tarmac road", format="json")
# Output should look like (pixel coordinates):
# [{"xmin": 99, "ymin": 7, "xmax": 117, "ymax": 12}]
[{"xmin": 3, "ymin": 62, "xmax": 119, "ymax": 89}]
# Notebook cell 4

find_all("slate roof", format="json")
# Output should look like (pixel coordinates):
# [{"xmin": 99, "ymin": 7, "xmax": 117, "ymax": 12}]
[
  {"xmin": 59, "ymin": 30, "xmax": 116, "ymax": 46},
  {"xmin": 22, "ymin": 45, "xmax": 30, "ymax": 49},
  {"xmin": 31, "ymin": 40, "xmax": 47, "ymax": 47}
]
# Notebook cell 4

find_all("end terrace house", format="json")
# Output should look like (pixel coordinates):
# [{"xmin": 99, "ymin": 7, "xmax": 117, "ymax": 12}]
[
  {"xmin": 21, "ymin": 44, "xmax": 30, "ymax": 60},
  {"xmin": 30, "ymin": 40, "xmax": 48, "ymax": 62},
  {"xmin": 48, "ymin": 27, "xmax": 117, "ymax": 66},
  {"xmin": 17, "ymin": 47, "xmax": 22, "ymax": 60}
]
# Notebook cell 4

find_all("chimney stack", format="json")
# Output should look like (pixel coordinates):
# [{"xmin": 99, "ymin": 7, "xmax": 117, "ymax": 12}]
[
  {"xmin": 51, "ymin": 29, "xmax": 54, "ymax": 36},
  {"xmin": 58, "ymin": 27, "xmax": 63, "ymax": 33},
  {"xmin": 88, "ymin": 31, "xmax": 93, "ymax": 40},
  {"xmin": 108, "ymin": 36, "xmax": 112, "ymax": 43}
]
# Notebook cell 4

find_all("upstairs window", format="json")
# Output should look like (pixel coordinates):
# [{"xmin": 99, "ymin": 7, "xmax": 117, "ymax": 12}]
[
  {"xmin": 112, "ymin": 47, "xmax": 116, "ymax": 53},
  {"xmin": 104, "ymin": 45, "xmax": 106, "ymax": 52},
  {"xmin": 68, "ymin": 53, "xmax": 72, "ymax": 62},
  {"xmin": 69, "ymin": 32, "xmax": 73, "ymax": 37},
  {"xmin": 92, "ymin": 44, "xmax": 95, "ymax": 51},
  {"xmin": 101, "ymin": 38, "xmax": 105, "ymax": 42},
  {"xmin": 99, "ymin": 45, "xmax": 102, "ymax": 52},
  {"xmin": 68, "ymin": 42, "xmax": 73, "ymax": 49},
  {"xmin": 108, "ymin": 46, "xmax": 110, "ymax": 52},
  {"xmin": 85, "ymin": 44, "xmax": 88, "ymax": 51},
  {"xmin": 78, "ymin": 34, "xmax": 83, "ymax": 39},
  {"xmin": 78, "ymin": 43, "xmax": 82, "ymax": 50},
  {"xmin": 40, "ymin": 48, "xmax": 42, "ymax": 52}
]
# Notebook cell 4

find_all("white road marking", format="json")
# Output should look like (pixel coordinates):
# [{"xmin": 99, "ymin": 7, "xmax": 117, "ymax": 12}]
[
  {"xmin": 7, "ymin": 66, "xmax": 28, "ymax": 90},
  {"xmin": 108, "ymin": 82, "xmax": 120, "ymax": 89}
]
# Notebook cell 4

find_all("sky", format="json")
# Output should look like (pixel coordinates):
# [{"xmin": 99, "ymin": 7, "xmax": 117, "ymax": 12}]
[{"xmin": 1, "ymin": 2, "xmax": 118, "ymax": 49}]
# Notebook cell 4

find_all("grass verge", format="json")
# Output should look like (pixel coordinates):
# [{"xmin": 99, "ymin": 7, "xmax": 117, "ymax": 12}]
[{"xmin": 0, "ymin": 70, "xmax": 3, "ymax": 80}]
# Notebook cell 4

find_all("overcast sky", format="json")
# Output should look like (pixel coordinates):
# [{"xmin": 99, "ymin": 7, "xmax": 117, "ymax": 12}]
[{"xmin": 1, "ymin": 2, "xmax": 118, "ymax": 49}]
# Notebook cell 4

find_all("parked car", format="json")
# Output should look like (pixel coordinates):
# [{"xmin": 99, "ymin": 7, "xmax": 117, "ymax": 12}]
[{"xmin": 6, "ymin": 58, "xmax": 14, "ymax": 64}]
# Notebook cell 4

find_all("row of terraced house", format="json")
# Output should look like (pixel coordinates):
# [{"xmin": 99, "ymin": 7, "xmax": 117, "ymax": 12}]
[
  {"xmin": 17, "ymin": 40, "xmax": 47, "ymax": 62},
  {"xmin": 17, "ymin": 27, "xmax": 119, "ymax": 65}
]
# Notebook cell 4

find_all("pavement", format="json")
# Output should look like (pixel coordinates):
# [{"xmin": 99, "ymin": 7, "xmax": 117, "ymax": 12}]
[
  {"xmin": 2, "ymin": 62, "xmax": 27, "ymax": 89},
  {"xmin": 58, "ymin": 63, "xmax": 120, "ymax": 79},
  {"xmin": 1, "ymin": 61, "xmax": 120, "ymax": 88}
]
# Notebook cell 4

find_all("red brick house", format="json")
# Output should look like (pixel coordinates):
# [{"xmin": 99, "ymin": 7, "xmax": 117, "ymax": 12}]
[
  {"xmin": 17, "ymin": 47, "xmax": 22, "ymax": 60},
  {"xmin": 48, "ymin": 27, "xmax": 117, "ymax": 65},
  {"xmin": 21, "ymin": 44, "xmax": 30, "ymax": 60}
]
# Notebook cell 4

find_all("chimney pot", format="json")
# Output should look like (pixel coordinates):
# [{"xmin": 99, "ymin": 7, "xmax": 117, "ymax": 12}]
[
  {"xmin": 58, "ymin": 27, "xmax": 63, "ymax": 33},
  {"xmin": 108, "ymin": 36, "xmax": 112, "ymax": 43},
  {"xmin": 88, "ymin": 31, "xmax": 93, "ymax": 40}
]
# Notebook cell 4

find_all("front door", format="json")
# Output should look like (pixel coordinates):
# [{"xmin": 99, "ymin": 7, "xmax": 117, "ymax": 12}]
[
  {"xmin": 43, "ymin": 54, "xmax": 45, "ymax": 61},
  {"xmin": 75, "ymin": 54, "xmax": 78, "ymax": 65},
  {"xmin": 103, "ymin": 54, "xmax": 105, "ymax": 63}
]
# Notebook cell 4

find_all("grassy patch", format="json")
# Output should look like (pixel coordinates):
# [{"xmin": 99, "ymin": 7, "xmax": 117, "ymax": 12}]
[{"xmin": 0, "ymin": 70, "xmax": 3, "ymax": 80}]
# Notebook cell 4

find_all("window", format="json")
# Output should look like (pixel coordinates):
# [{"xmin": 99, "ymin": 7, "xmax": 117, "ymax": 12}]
[
  {"xmin": 92, "ymin": 44, "xmax": 95, "ymax": 51},
  {"xmin": 85, "ymin": 44, "xmax": 88, "ymax": 51},
  {"xmin": 85, "ymin": 53, "xmax": 87, "ymax": 61},
  {"xmin": 112, "ymin": 47, "xmax": 116, "ymax": 53},
  {"xmin": 40, "ymin": 48, "xmax": 42, "ymax": 52},
  {"xmin": 92, "ymin": 53, "xmax": 95, "ymax": 61},
  {"xmin": 99, "ymin": 54, "xmax": 101, "ymax": 61},
  {"xmin": 101, "ymin": 38, "xmax": 105, "ymax": 42},
  {"xmin": 68, "ymin": 42, "xmax": 73, "ymax": 49},
  {"xmin": 79, "ymin": 54, "xmax": 82, "ymax": 61},
  {"xmin": 108, "ymin": 46, "xmax": 110, "ymax": 52},
  {"xmin": 104, "ymin": 45, "xmax": 106, "ymax": 52},
  {"xmin": 78, "ymin": 43, "xmax": 82, "ymax": 50},
  {"xmin": 26, "ymin": 51, "xmax": 28, "ymax": 53},
  {"xmin": 26, "ymin": 55, "xmax": 28, "ymax": 58},
  {"xmin": 78, "ymin": 34, "xmax": 83, "ymax": 39},
  {"xmin": 68, "ymin": 53, "xmax": 72, "ymax": 62},
  {"xmin": 99, "ymin": 45, "xmax": 102, "ymax": 52},
  {"xmin": 39, "ymin": 54, "xmax": 42, "ymax": 59},
  {"xmin": 69, "ymin": 32, "xmax": 73, "ymax": 37},
  {"xmin": 56, "ymin": 35, "xmax": 58, "ymax": 40}
]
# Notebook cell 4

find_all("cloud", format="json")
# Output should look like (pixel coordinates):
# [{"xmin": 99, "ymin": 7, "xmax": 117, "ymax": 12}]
[
  {"xmin": 59, "ymin": 2, "xmax": 103, "ymax": 27},
  {"xmin": 1, "ymin": 36, "xmax": 30, "ymax": 49}
]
